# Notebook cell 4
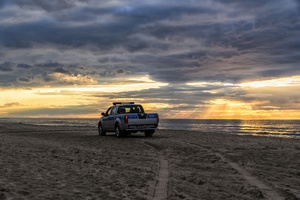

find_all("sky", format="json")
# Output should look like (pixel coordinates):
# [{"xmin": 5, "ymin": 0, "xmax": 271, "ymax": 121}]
[{"xmin": 1, "ymin": 0, "xmax": 300, "ymax": 119}]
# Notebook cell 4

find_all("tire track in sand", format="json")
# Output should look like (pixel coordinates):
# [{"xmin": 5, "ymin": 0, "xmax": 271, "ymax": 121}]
[
  {"xmin": 215, "ymin": 152, "xmax": 284, "ymax": 200},
  {"xmin": 153, "ymin": 155, "xmax": 169, "ymax": 200},
  {"xmin": 175, "ymin": 140, "xmax": 284, "ymax": 200},
  {"xmin": 142, "ymin": 141, "xmax": 169, "ymax": 200}
]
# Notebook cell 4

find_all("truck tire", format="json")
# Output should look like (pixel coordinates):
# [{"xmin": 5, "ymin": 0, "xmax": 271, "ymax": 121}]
[
  {"xmin": 145, "ymin": 130, "xmax": 154, "ymax": 137},
  {"xmin": 98, "ymin": 123, "xmax": 106, "ymax": 136},
  {"xmin": 115, "ymin": 124, "xmax": 126, "ymax": 137}
]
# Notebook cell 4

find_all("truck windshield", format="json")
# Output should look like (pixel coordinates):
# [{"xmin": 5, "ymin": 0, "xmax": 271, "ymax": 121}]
[{"xmin": 117, "ymin": 105, "xmax": 144, "ymax": 114}]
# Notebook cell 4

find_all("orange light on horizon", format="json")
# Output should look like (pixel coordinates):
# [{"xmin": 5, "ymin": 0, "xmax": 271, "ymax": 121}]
[
  {"xmin": 187, "ymin": 75, "xmax": 300, "ymax": 89},
  {"xmin": 239, "ymin": 75, "xmax": 300, "ymax": 88},
  {"xmin": 1, "ymin": 75, "xmax": 300, "ymax": 119},
  {"xmin": 0, "ymin": 75, "xmax": 169, "ymax": 118}
]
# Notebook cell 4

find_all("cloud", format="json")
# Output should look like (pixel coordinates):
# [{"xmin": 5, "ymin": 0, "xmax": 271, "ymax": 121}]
[
  {"xmin": 29, "ymin": 0, "xmax": 78, "ymax": 12},
  {"xmin": 0, "ymin": 62, "xmax": 14, "ymax": 72},
  {"xmin": 17, "ymin": 77, "xmax": 32, "ymax": 82},
  {"xmin": 17, "ymin": 64, "xmax": 32, "ymax": 69},
  {"xmin": 115, "ymin": 68, "xmax": 126, "ymax": 74},
  {"xmin": 0, "ymin": 0, "xmax": 300, "ymax": 118},
  {"xmin": 47, "ymin": 73, "xmax": 98, "ymax": 84},
  {"xmin": 54, "ymin": 67, "xmax": 71, "ymax": 74},
  {"xmin": 0, "ymin": 1, "xmax": 299, "ymax": 84},
  {"xmin": 93, "ymin": 84, "xmax": 223, "ymax": 106},
  {"xmin": 1, "ymin": 102, "xmax": 22, "ymax": 108}
]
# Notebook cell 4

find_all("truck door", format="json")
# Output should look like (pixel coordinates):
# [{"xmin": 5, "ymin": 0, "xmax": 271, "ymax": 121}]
[
  {"xmin": 102, "ymin": 107, "xmax": 112, "ymax": 130},
  {"xmin": 107, "ymin": 106, "xmax": 116, "ymax": 131}
]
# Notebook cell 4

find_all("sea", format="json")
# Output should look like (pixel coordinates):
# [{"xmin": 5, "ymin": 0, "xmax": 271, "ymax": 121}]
[{"xmin": 1, "ymin": 118, "xmax": 300, "ymax": 139}]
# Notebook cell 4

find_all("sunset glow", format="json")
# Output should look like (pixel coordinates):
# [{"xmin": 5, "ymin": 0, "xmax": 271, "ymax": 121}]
[
  {"xmin": 239, "ymin": 76, "xmax": 300, "ymax": 88},
  {"xmin": 1, "ymin": 73, "xmax": 300, "ymax": 119},
  {"xmin": 1, "ymin": 74, "xmax": 300, "ymax": 119}
]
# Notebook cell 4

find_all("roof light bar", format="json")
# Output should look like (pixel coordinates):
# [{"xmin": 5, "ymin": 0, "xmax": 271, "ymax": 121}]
[{"xmin": 113, "ymin": 102, "xmax": 134, "ymax": 105}]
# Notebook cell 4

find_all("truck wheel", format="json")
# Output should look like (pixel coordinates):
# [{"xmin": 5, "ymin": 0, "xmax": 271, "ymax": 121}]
[
  {"xmin": 115, "ymin": 124, "xmax": 125, "ymax": 137},
  {"xmin": 98, "ymin": 123, "xmax": 106, "ymax": 136},
  {"xmin": 145, "ymin": 131, "xmax": 154, "ymax": 137}
]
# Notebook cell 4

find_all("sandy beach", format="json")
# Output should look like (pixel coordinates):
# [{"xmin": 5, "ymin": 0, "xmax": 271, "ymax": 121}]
[{"xmin": 0, "ymin": 122, "xmax": 299, "ymax": 200}]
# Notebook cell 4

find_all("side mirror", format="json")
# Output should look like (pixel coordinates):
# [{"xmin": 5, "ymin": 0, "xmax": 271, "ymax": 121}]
[{"xmin": 101, "ymin": 112, "xmax": 105, "ymax": 116}]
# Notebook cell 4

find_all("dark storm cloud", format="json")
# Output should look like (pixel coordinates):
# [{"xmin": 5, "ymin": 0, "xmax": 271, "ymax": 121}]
[
  {"xmin": 29, "ymin": 0, "xmax": 78, "ymax": 11},
  {"xmin": 54, "ymin": 67, "xmax": 71, "ymax": 74},
  {"xmin": 0, "ymin": 4, "xmax": 213, "ymax": 52},
  {"xmin": 17, "ymin": 64, "xmax": 32, "ymax": 69},
  {"xmin": 0, "ymin": 62, "xmax": 14, "ymax": 72},
  {"xmin": 2, "ymin": 0, "xmax": 79, "ymax": 11},
  {"xmin": 115, "ymin": 68, "xmax": 126, "ymax": 74},
  {"xmin": 0, "ymin": 0, "xmax": 300, "ymax": 85},
  {"xmin": 37, "ymin": 62, "xmax": 63, "ymax": 68},
  {"xmin": 17, "ymin": 77, "xmax": 32, "ymax": 82},
  {"xmin": 0, "ymin": 73, "xmax": 16, "ymax": 87}
]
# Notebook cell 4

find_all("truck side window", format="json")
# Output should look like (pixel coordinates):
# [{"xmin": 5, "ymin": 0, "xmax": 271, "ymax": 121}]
[
  {"xmin": 105, "ymin": 107, "xmax": 112, "ymax": 116},
  {"xmin": 110, "ymin": 106, "xmax": 116, "ymax": 115}
]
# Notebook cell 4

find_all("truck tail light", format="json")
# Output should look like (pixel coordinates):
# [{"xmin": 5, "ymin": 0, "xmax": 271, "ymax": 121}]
[
  {"xmin": 157, "ymin": 114, "xmax": 159, "ymax": 123},
  {"xmin": 125, "ymin": 115, "xmax": 128, "ymax": 124}
]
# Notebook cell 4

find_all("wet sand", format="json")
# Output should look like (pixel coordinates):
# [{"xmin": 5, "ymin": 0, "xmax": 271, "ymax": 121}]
[{"xmin": 0, "ymin": 122, "xmax": 299, "ymax": 200}]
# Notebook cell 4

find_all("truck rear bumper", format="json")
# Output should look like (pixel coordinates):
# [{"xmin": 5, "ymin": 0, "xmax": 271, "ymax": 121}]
[
  {"xmin": 126, "ymin": 124, "xmax": 157, "ymax": 132},
  {"xmin": 126, "ymin": 128, "xmax": 156, "ymax": 132}
]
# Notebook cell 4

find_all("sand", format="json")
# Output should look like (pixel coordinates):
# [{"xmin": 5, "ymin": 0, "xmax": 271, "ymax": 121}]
[{"xmin": 0, "ymin": 122, "xmax": 299, "ymax": 200}]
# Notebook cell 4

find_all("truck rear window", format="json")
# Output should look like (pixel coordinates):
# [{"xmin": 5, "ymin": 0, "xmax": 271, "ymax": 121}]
[{"xmin": 117, "ymin": 105, "xmax": 144, "ymax": 114}]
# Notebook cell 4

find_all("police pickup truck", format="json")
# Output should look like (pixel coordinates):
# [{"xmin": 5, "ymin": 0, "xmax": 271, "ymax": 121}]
[{"xmin": 98, "ymin": 102, "xmax": 159, "ymax": 137}]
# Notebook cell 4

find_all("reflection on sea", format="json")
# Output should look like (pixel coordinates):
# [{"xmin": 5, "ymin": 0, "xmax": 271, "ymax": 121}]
[{"xmin": 159, "ymin": 119, "xmax": 300, "ymax": 139}]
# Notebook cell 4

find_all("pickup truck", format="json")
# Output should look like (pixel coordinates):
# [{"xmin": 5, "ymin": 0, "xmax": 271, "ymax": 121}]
[{"xmin": 98, "ymin": 102, "xmax": 159, "ymax": 137}]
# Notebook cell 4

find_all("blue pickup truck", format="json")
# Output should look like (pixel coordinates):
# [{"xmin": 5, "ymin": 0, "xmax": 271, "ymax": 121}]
[{"xmin": 98, "ymin": 102, "xmax": 159, "ymax": 137}]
